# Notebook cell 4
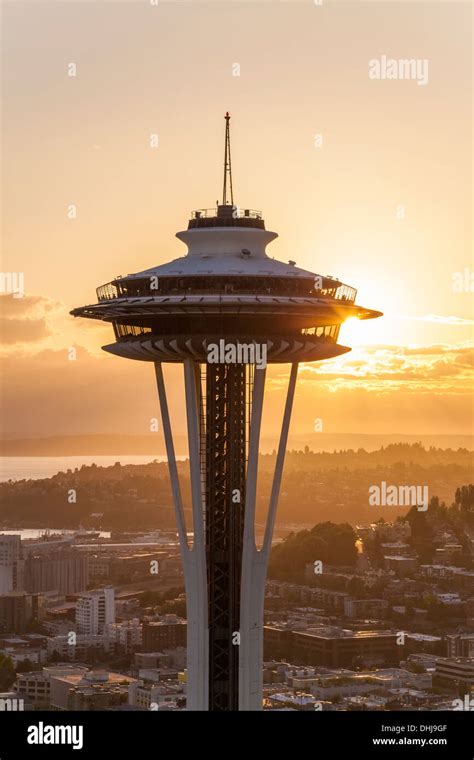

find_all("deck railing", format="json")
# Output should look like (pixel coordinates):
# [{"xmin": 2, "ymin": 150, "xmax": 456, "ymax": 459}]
[
  {"xmin": 96, "ymin": 276, "xmax": 357, "ymax": 303},
  {"xmin": 334, "ymin": 283, "xmax": 357, "ymax": 302},
  {"xmin": 191, "ymin": 207, "xmax": 262, "ymax": 220},
  {"xmin": 96, "ymin": 282, "xmax": 119, "ymax": 301}
]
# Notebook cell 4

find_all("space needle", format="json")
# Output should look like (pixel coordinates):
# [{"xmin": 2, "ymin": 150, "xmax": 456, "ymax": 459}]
[{"xmin": 71, "ymin": 114, "xmax": 382, "ymax": 711}]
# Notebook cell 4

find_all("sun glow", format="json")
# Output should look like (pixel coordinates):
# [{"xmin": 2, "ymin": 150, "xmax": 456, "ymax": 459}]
[{"xmin": 339, "ymin": 316, "xmax": 366, "ymax": 347}]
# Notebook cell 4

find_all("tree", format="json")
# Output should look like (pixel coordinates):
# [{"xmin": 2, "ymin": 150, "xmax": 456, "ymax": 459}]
[
  {"xmin": 455, "ymin": 485, "xmax": 474, "ymax": 512},
  {"xmin": 162, "ymin": 599, "xmax": 186, "ymax": 617},
  {"xmin": 0, "ymin": 653, "xmax": 15, "ymax": 690},
  {"xmin": 268, "ymin": 522, "xmax": 358, "ymax": 581},
  {"xmin": 16, "ymin": 658, "xmax": 37, "ymax": 673}
]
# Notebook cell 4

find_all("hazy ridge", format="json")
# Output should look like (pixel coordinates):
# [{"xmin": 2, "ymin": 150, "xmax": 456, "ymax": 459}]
[{"xmin": 1, "ymin": 433, "xmax": 472, "ymax": 456}]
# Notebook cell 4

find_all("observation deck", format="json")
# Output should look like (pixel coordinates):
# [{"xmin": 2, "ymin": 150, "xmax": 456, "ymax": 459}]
[
  {"xmin": 188, "ymin": 205, "xmax": 265, "ymax": 230},
  {"xmin": 70, "ymin": 204, "xmax": 381, "ymax": 364}
]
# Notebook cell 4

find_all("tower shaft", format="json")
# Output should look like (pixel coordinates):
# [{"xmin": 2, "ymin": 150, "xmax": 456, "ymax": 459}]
[{"xmin": 205, "ymin": 363, "xmax": 247, "ymax": 710}]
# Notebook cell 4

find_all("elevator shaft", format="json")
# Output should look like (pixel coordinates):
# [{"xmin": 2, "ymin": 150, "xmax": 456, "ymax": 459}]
[{"xmin": 205, "ymin": 363, "xmax": 247, "ymax": 711}]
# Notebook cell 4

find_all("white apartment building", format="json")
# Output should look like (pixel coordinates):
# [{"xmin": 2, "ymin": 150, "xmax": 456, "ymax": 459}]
[
  {"xmin": 47, "ymin": 633, "xmax": 113, "ymax": 660},
  {"xmin": 76, "ymin": 587, "xmax": 115, "ymax": 635},
  {"xmin": 106, "ymin": 618, "xmax": 142, "ymax": 654},
  {"xmin": 128, "ymin": 680, "xmax": 183, "ymax": 710}
]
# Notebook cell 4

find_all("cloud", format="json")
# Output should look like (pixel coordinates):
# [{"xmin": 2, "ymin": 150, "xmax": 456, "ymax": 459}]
[
  {"xmin": 0, "ymin": 294, "xmax": 110, "ymax": 353},
  {"xmin": 297, "ymin": 341, "xmax": 474, "ymax": 394},
  {"xmin": 0, "ymin": 294, "xmax": 61, "ymax": 345},
  {"xmin": 399, "ymin": 314, "xmax": 474, "ymax": 326},
  {"xmin": 0, "ymin": 346, "xmax": 160, "ymax": 436},
  {"xmin": 0, "ymin": 318, "xmax": 52, "ymax": 345},
  {"xmin": 0, "ymin": 342, "xmax": 472, "ymax": 439},
  {"xmin": 0, "ymin": 294, "xmax": 62, "ymax": 320}
]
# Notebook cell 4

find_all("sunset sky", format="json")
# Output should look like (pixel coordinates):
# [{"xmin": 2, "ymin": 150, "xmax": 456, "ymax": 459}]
[{"xmin": 1, "ymin": 0, "xmax": 472, "ymax": 443}]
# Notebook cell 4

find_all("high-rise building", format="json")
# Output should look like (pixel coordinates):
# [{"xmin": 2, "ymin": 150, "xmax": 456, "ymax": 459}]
[
  {"xmin": 0, "ymin": 591, "xmax": 33, "ymax": 633},
  {"xmin": 76, "ymin": 587, "xmax": 115, "ymax": 636},
  {"xmin": 71, "ymin": 115, "xmax": 381, "ymax": 710},
  {"xmin": 24, "ymin": 550, "xmax": 89, "ymax": 595},
  {"xmin": 0, "ymin": 535, "xmax": 23, "ymax": 593}
]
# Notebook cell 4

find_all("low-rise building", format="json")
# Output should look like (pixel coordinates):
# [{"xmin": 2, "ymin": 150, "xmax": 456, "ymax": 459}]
[
  {"xmin": 403, "ymin": 633, "xmax": 444, "ymax": 657},
  {"xmin": 50, "ymin": 669, "xmax": 136, "ymax": 710},
  {"xmin": 128, "ymin": 679, "xmax": 184, "ymax": 710},
  {"xmin": 134, "ymin": 652, "xmax": 172, "ymax": 670},
  {"xmin": 343, "ymin": 598, "xmax": 388, "ymax": 619},
  {"xmin": 106, "ymin": 618, "xmax": 142, "ymax": 654},
  {"xmin": 434, "ymin": 657, "xmax": 474, "ymax": 690},
  {"xmin": 15, "ymin": 665, "xmax": 87, "ymax": 707},
  {"xmin": 142, "ymin": 616, "xmax": 186, "ymax": 653},
  {"xmin": 265, "ymin": 625, "xmax": 399, "ymax": 668},
  {"xmin": 47, "ymin": 633, "xmax": 113, "ymax": 661},
  {"xmin": 384, "ymin": 556, "xmax": 418, "ymax": 577},
  {"xmin": 447, "ymin": 634, "xmax": 474, "ymax": 659},
  {"xmin": 371, "ymin": 522, "xmax": 412, "ymax": 542},
  {"xmin": 0, "ymin": 633, "xmax": 47, "ymax": 666}
]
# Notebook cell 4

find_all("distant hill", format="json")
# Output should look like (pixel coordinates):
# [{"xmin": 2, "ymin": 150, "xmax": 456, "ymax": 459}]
[
  {"xmin": 1, "ymin": 433, "xmax": 472, "ymax": 456},
  {"xmin": 0, "ymin": 444, "xmax": 472, "ymax": 530}
]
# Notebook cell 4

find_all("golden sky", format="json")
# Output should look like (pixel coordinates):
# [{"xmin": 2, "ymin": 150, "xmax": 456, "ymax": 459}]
[{"xmin": 1, "ymin": 0, "xmax": 473, "ymax": 439}]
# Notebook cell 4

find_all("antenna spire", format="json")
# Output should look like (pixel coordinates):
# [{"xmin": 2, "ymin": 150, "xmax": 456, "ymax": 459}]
[{"xmin": 222, "ymin": 112, "xmax": 234, "ymax": 206}]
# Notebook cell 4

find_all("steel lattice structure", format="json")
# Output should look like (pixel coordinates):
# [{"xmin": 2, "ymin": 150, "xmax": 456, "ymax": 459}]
[{"xmin": 205, "ymin": 363, "xmax": 246, "ymax": 710}]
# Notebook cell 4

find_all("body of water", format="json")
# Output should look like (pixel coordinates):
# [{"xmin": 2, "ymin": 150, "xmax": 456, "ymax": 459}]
[
  {"xmin": 0, "ymin": 528, "xmax": 111, "ymax": 539},
  {"xmin": 0, "ymin": 455, "xmax": 172, "ymax": 482}
]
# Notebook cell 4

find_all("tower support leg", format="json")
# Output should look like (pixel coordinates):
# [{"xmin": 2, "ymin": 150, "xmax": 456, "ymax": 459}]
[
  {"xmin": 155, "ymin": 360, "xmax": 298, "ymax": 711},
  {"xmin": 239, "ymin": 362, "xmax": 298, "ymax": 710},
  {"xmin": 154, "ymin": 362, "xmax": 208, "ymax": 710}
]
